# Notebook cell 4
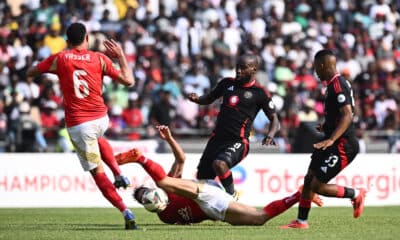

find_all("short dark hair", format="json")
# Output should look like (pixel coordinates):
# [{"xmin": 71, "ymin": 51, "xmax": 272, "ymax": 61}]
[
  {"xmin": 133, "ymin": 186, "xmax": 148, "ymax": 203},
  {"xmin": 66, "ymin": 22, "xmax": 87, "ymax": 46},
  {"xmin": 314, "ymin": 49, "xmax": 335, "ymax": 61}
]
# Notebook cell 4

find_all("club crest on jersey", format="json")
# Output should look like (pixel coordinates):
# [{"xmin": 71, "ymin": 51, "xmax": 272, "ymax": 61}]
[
  {"xmin": 244, "ymin": 91, "xmax": 252, "ymax": 99},
  {"xmin": 268, "ymin": 101, "xmax": 275, "ymax": 109},
  {"xmin": 337, "ymin": 94, "xmax": 346, "ymax": 103},
  {"xmin": 228, "ymin": 95, "xmax": 239, "ymax": 107}
]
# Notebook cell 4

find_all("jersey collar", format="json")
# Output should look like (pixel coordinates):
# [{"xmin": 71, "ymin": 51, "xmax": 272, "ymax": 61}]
[
  {"xmin": 242, "ymin": 79, "xmax": 256, "ymax": 88},
  {"xmin": 327, "ymin": 73, "xmax": 340, "ymax": 86}
]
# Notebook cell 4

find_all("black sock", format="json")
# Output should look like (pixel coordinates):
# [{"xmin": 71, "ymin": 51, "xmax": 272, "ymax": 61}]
[
  {"xmin": 219, "ymin": 171, "xmax": 234, "ymax": 194},
  {"xmin": 298, "ymin": 207, "xmax": 311, "ymax": 221},
  {"xmin": 344, "ymin": 187, "xmax": 355, "ymax": 199},
  {"xmin": 297, "ymin": 199, "xmax": 311, "ymax": 221}
]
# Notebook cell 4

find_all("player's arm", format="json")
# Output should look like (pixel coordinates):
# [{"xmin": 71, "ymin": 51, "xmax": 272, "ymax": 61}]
[
  {"xmin": 186, "ymin": 92, "xmax": 215, "ymax": 105},
  {"xmin": 262, "ymin": 111, "xmax": 280, "ymax": 146},
  {"xmin": 260, "ymin": 96, "xmax": 280, "ymax": 145},
  {"xmin": 186, "ymin": 78, "xmax": 227, "ymax": 105},
  {"xmin": 26, "ymin": 66, "xmax": 41, "ymax": 77},
  {"xmin": 103, "ymin": 39, "xmax": 135, "ymax": 87},
  {"xmin": 156, "ymin": 125, "xmax": 186, "ymax": 178},
  {"xmin": 314, "ymin": 104, "xmax": 352, "ymax": 150},
  {"xmin": 27, "ymin": 54, "xmax": 58, "ymax": 77}
]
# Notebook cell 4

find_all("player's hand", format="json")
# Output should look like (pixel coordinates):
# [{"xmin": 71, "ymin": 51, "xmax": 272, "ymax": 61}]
[
  {"xmin": 186, "ymin": 93, "xmax": 199, "ymax": 103},
  {"xmin": 103, "ymin": 39, "xmax": 123, "ymax": 58},
  {"xmin": 316, "ymin": 123, "xmax": 323, "ymax": 132},
  {"xmin": 156, "ymin": 125, "xmax": 172, "ymax": 140},
  {"xmin": 313, "ymin": 139, "xmax": 334, "ymax": 150},
  {"xmin": 262, "ymin": 135, "xmax": 276, "ymax": 146}
]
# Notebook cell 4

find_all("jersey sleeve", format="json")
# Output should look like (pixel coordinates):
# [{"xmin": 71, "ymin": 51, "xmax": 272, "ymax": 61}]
[
  {"xmin": 37, "ymin": 54, "xmax": 58, "ymax": 73},
  {"xmin": 98, "ymin": 53, "xmax": 121, "ymax": 80},
  {"xmin": 258, "ymin": 87, "xmax": 276, "ymax": 115},
  {"xmin": 332, "ymin": 80, "xmax": 353, "ymax": 108},
  {"xmin": 208, "ymin": 78, "xmax": 230, "ymax": 100}
]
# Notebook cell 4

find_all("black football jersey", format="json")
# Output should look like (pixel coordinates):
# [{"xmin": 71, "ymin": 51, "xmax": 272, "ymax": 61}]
[
  {"xmin": 208, "ymin": 78, "xmax": 276, "ymax": 140},
  {"xmin": 322, "ymin": 75, "xmax": 356, "ymax": 138}
]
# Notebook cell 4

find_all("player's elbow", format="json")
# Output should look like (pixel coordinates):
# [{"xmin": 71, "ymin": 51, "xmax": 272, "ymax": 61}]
[
  {"xmin": 26, "ymin": 67, "xmax": 38, "ymax": 77},
  {"xmin": 118, "ymin": 73, "xmax": 135, "ymax": 87}
]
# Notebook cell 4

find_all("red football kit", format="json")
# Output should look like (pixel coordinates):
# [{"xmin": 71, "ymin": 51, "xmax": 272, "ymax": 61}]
[
  {"xmin": 37, "ymin": 48, "xmax": 120, "ymax": 127},
  {"xmin": 157, "ymin": 192, "xmax": 209, "ymax": 224}
]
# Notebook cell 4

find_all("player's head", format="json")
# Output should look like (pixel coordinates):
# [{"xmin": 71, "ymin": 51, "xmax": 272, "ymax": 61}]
[
  {"xmin": 66, "ymin": 22, "xmax": 88, "ymax": 47},
  {"xmin": 313, "ymin": 49, "xmax": 337, "ymax": 81},
  {"xmin": 133, "ymin": 186, "xmax": 149, "ymax": 203},
  {"xmin": 235, "ymin": 54, "xmax": 258, "ymax": 86},
  {"xmin": 133, "ymin": 186, "xmax": 168, "ymax": 213}
]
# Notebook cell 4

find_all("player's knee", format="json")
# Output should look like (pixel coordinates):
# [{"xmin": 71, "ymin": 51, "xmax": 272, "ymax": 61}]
[
  {"xmin": 310, "ymin": 178, "xmax": 323, "ymax": 194},
  {"xmin": 303, "ymin": 173, "xmax": 313, "ymax": 186},
  {"xmin": 212, "ymin": 160, "xmax": 228, "ymax": 174}
]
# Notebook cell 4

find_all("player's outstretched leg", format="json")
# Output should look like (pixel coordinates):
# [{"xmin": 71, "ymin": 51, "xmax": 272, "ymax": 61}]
[
  {"xmin": 98, "ymin": 137, "xmax": 131, "ymax": 189},
  {"xmin": 115, "ymin": 148, "xmax": 143, "ymax": 165}
]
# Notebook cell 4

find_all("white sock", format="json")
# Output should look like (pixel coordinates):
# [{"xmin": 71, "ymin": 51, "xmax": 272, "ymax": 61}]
[
  {"xmin": 297, "ymin": 219, "xmax": 308, "ymax": 224},
  {"xmin": 353, "ymin": 189, "xmax": 360, "ymax": 199}
]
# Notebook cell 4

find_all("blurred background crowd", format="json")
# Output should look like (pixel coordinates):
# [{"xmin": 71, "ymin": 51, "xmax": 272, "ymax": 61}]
[{"xmin": 0, "ymin": 0, "xmax": 399, "ymax": 153}]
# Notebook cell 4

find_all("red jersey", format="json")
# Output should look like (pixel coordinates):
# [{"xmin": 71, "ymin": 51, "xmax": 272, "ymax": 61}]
[
  {"xmin": 37, "ymin": 48, "xmax": 120, "ymax": 127},
  {"xmin": 157, "ymin": 192, "xmax": 209, "ymax": 224}
]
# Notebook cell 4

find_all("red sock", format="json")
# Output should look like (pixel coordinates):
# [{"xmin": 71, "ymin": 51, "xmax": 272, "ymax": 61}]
[
  {"xmin": 138, "ymin": 156, "xmax": 167, "ymax": 182},
  {"xmin": 263, "ymin": 191, "xmax": 301, "ymax": 218},
  {"xmin": 98, "ymin": 137, "xmax": 121, "ymax": 176},
  {"xmin": 93, "ymin": 172, "xmax": 127, "ymax": 212},
  {"xmin": 299, "ymin": 198, "xmax": 312, "ymax": 207},
  {"xmin": 336, "ymin": 186, "xmax": 345, "ymax": 198}
]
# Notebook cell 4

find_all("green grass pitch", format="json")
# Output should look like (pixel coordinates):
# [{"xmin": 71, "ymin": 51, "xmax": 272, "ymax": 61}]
[{"xmin": 0, "ymin": 207, "xmax": 398, "ymax": 240}]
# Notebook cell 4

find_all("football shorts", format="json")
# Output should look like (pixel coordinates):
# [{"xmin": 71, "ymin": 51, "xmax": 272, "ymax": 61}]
[
  {"xmin": 194, "ymin": 180, "xmax": 233, "ymax": 221},
  {"xmin": 310, "ymin": 136, "xmax": 359, "ymax": 183},
  {"xmin": 67, "ymin": 115, "xmax": 109, "ymax": 171}
]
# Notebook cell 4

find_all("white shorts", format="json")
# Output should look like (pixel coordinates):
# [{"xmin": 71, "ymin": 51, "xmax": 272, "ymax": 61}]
[
  {"xmin": 67, "ymin": 115, "xmax": 109, "ymax": 171},
  {"xmin": 194, "ymin": 180, "xmax": 233, "ymax": 221}
]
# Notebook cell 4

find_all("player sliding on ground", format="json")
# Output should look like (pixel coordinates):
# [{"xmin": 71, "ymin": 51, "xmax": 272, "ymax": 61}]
[{"xmin": 115, "ymin": 125, "xmax": 323, "ymax": 225}]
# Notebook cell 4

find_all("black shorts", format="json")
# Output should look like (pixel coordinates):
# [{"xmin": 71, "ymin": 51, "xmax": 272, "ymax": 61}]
[
  {"xmin": 309, "ymin": 137, "xmax": 359, "ymax": 183},
  {"xmin": 197, "ymin": 137, "xmax": 249, "ymax": 179}
]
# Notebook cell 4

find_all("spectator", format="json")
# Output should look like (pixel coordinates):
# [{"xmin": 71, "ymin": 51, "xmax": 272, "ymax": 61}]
[
  {"xmin": 149, "ymin": 89, "xmax": 176, "ymax": 127},
  {"xmin": 16, "ymin": 101, "xmax": 47, "ymax": 152},
  {"xmin": 121, "ymin": 92, "xmax": 143, "ymax": 140},
  {"xmin": 0, "ymin": 99, "xmax": 7, "ymax": 152},
  {"xmin": 40, "ymin": 100, "xmax": 60, "ymax": 140},
  {"xmin": 44, "ymin": 22, "xmax": 67, "ymax": 54},
  {"xmin": 298, "ymin": 99, "xmax": 318, "ymax": 123}
]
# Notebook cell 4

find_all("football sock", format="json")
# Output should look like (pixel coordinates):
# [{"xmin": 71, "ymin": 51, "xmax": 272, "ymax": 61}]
[
  {"xmin": 98, "ymin": 137, "xmax": 121, "ymax": 176},
  {"xmin": 263, "ymin": 191, "xmax": 301, "ymax": 218},
  {"xmin": 297, "ymin": 198, "xmax": 312, "ymax": 221},
  {"xmin": 138, "ymin": 156, "xmax": 167, "ymax": 182},
  {"xmin": 123, "ymin": 209, "xmax": 134, "ymax": 219},
  {"xmin": 93, "ymin": 172, "xmax": 127, "ymax": 212},
  {"xmin": 219, "ymin": 170, "xmax": 235, "ymax": 195},
  {"xmin": 336, "ymin": 186, "xmax": 356, "ymax": 199}
]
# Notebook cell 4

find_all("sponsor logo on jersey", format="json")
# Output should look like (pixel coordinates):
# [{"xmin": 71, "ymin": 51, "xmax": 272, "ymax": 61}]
[
  {"xmin": 320, "ymin": 166, "xmax": 327, "ymax": 173},
  {"xmin": 337, "ymin": 94, "xmax": 346, "ymax": 103},
  {"xmin": 177, "ymin": 207, "xmax": 192, "ymax": 221},
  {"xmin": 227, "ymin": 86, "xmax": 234, "ymax": 91},
  {"xmin": 228, "ymin": 95, "xmax": 239, "ymax": 107},
  {"xmin": 244, "ymin": 91, "xmax": 252, "ymax": 99}
]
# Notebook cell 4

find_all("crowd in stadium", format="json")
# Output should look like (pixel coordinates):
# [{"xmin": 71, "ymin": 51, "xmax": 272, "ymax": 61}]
[{"xmin": 0, "ymin": 0, "xmax": 399, "ymax": 153}]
